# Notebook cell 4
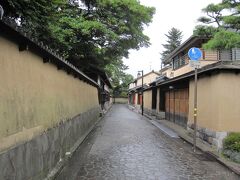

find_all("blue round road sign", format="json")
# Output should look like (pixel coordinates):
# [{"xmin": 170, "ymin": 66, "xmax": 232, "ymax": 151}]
[{"xmin": 188, "ymin": 47, "xmax": 202, "ymax": 61}]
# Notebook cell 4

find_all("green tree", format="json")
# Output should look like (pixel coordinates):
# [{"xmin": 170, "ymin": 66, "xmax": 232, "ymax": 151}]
[
  {"xmin": 105, "ymin": 62, "xmax": 133, "ymax": 97},
  {"xmin": 113, "ymin": 73, "xmax": 134, "ymax": 98},
  {"xmin": 120, "ymin": 74, "xmax": 134, "ymax": 90},
  {"xmin": 51, "ymin": 0, "xmax": 155, "ymax": 70},
  {"xmin": 2, "ymin": 0, "xmax": 155, "ymax": 77},
  {"xmin": 204, "ymin": 30, "xmax": 240, "ymax": 49},
  {"xmin": 1, "ymin": 0, "xmax": 65, "ymax": 42},
  {"xmin": 194, "ymin": 0, "xmax": 240, "ymax": 49},
  {"xmin": 193, "ymin": 25, "xmax": 219, "ymax": 38},
  {"xmin": 161, "ymin": 27, "xmax": 183, "ymax": 66}
]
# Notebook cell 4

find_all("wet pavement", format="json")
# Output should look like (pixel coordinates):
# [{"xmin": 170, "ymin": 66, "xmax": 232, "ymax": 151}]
[{"xmin": 56, "ymin": 104, "xmax": 239, "ymax": 180}]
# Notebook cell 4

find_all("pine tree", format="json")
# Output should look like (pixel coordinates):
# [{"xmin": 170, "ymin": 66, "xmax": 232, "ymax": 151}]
[
  {"xmin": 194, "ymin": 0, "xmax": 240, "ymax": 49},
  {"xmin": 161, "ymin": 27, "xmax": 183, "ymax": 66}
]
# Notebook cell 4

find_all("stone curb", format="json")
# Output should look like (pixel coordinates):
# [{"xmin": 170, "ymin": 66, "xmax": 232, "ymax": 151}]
[
  {"xmin": 44, "ymin": 105, "xmax": 113, "ymax": 180},
  {"xmin": 141, "ymin": 113, "xmax": 240, "ymax": 176}
]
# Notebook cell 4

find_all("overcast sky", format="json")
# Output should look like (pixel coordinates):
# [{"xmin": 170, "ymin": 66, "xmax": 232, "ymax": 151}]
[{"xmin": 123, "ymin": 0, "xmax": 222, "ymax": 78}]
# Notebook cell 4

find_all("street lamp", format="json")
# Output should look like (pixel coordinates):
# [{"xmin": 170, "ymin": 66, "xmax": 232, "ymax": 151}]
[{"xmin": 137, "ymin": 70, "xmax": 144, "ymax": 116}]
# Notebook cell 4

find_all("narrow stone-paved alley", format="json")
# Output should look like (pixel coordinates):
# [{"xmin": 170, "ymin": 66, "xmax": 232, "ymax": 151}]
[{"xmin": 56, "ymin": 104, "xmax": 239, "ymax": 180}]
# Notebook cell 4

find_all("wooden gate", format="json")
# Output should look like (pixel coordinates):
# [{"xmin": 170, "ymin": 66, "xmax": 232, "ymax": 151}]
[{"xmin": 165, "ymin": 88, "xmax": 189, "ymax": 127}]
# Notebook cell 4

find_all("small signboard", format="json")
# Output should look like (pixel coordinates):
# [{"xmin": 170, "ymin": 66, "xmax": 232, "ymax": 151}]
[
  {"xmin": 189, "ymin": 60, "xmax": 201, "ymax": 69},
  {"xmin": 188, "ymin": 47, "xmax": 202, "ymax": 69}
]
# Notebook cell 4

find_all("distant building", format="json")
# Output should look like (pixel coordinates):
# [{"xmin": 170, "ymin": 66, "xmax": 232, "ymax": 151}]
[
  {"xmin": 159, "ymin": 65, "xmax": 172, "ymax": 78},
  {"xmin": 84, "ymin": 66, "xmax": 112, "ymax": 111},
  {"xmin": 129, "ymin": 70, "xmax": 161, "ymax": 89},
  {"xmin": 128, "ymin": 71, "xmax": 160, "ymax": 108}
]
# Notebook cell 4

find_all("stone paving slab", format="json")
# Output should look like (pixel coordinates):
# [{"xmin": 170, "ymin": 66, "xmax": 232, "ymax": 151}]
[
  {"xmin": 148, "ymin": 116, "xmax": 240, "ymax": 176},
  {"xmin": 56, "ymin": 104, "xmax": 239, "ymax": 180}
]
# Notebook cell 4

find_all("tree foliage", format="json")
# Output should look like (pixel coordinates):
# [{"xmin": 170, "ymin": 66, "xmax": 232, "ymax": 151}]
[
  {"xmin": 193, "ymin": 25, "xmax": 219, "ymax": 38},
  {"xmin": 112, "ymin": 73, "xmax": 134, "ymax": 98},
  {"xmin": 194, "ymin": 0, "xmax": 240, "ymax": 49},
  {"xmin": 105, "ymin": 62, "xmax": 133, "ymax": 97},
  {"xmin": 2, "ymin": 0, "xmax": 154, "ymax": 86},
  {"xmin": 161, "ymin": 27, "xmax": 183, "ymax": 65},
  {"xmin": 203, "ymin": 30, "xmax": 240, "ymax": 49}
]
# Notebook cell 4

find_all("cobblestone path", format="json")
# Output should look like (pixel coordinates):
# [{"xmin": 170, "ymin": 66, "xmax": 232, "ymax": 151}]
[{"xmin": 56, "ymin": 104, "xmax": 239, "ymax": 180}]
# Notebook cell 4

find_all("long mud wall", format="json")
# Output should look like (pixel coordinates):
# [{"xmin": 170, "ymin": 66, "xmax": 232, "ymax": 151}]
[{"xmin": 0, "ymin": 35, "xmax": 100, "ymax": 179}]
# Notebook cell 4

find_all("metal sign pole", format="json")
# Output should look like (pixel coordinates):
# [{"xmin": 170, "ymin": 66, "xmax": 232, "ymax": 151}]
[
  {"xmin": 193, "ymin": 67, "xmax": 198, "ymax": 152},
  {"xmin": 188, "ymin": 47, "xmax": 202, "ymax": 153}
]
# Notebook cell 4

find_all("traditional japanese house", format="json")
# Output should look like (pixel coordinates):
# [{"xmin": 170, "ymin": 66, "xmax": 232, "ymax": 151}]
[
  {"xmin": 128, "ymin": 71, "xmax": 160, "ymax": 109},
  {"xmin": 84, "ymin": 66, "xmax": 112, "ymax": 111},
  {"xmin": 147, "ymin": 35, "xmax": 240, "ymax": 149}
]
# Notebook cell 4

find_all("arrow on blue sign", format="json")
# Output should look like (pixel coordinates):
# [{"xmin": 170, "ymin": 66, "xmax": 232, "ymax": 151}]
[{"xmin": 188, "ymin": 47, "xmax": 202, "ymax": 61}]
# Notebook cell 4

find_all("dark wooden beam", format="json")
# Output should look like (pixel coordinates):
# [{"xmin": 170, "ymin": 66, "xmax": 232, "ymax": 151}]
[
  {"xmin": 66, "ymin": 70, "xmax": 71, "ymax": 75},
  {"xmin": 43, "ymin": 57, "xmax": 49, "ymax": 63},
  {"xmin": 57, "ymin": 64, "xmax": 62, "ymax": 70},
  {"xmin": 19, "ymin": 43, "xmax": 28, "ymax": 51}
]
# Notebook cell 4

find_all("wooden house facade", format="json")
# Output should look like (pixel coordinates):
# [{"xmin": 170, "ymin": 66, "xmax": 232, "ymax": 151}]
[
  {"xmin": 128, "ymin": 71, "xmax": 160, "ymax": 108},
  {"xmin": 141, "ymin": 36, "xmax": 240, "ymax": 150}
]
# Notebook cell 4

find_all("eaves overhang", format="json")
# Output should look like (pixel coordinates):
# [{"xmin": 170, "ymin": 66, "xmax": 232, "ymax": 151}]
[
  {"xmin": 87, "ymin": 65, "xmax": 113, "ymax": 89},
  {"xmin": 128, "ymin": 84, "xmax": 149, "ymax": 93},
  {"xmin": 156, "ymin": 61, "xmax": 240, "ymax": 87},
  {"xmin": 129, "ymin": 71, "xmax": 161, "ymax": 85}
]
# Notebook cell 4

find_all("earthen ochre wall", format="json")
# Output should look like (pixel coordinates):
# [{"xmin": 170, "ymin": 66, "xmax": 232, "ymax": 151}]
[
  {"xmin": 0, "ymin": 36, "xmax": 99, "ymax": 152},
  {"xmin": 188, "ymin": 72, "xmax": 240, "ymax": 132}
]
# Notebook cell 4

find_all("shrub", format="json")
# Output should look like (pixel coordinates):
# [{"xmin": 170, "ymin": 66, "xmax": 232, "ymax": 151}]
[{"xmin": 223, "ymin": 133, "xmax": 240, "ymax": 152}]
